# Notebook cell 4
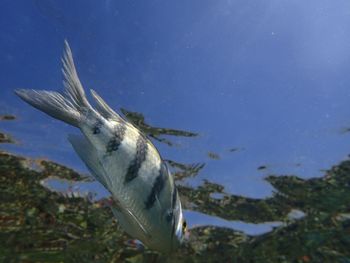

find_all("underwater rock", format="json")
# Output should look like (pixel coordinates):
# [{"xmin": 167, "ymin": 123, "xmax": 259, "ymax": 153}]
[
  {"xmin": 1, "ymin": 112, "xmax": 350, "ymax": 261},
  {"xmin": 1, "ymin": 150, "xmax": 350, "ymax": 262},
  {"xmin": 0, "ymin": 132, "xmax": 15, "ymax": 144},
  {"xmin": 0, "ymin": 115, "xmax": 16, "ymax": 144},
  {"xmin": 0, "ymin": 151, "xmax": 131, "ymax": 262},
  {"xmin": 165, "ymin": 159, "xmax": 205, "ymax": 181}
]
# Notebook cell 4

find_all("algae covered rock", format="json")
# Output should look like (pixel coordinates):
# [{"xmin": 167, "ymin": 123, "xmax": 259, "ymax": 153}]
[
  {"xmin": 1, "ymin": 150, "xmax": 350, "ymax": 262},
  {"xmin": 1, "ymin": 110, "xmax": 350, "ymax": 262},
  {"xmin": 0, "ymin": 115, "xmax": 16, "ymax": 144}
]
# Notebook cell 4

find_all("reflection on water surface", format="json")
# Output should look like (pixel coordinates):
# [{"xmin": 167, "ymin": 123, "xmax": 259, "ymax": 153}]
[{"xmin": 0, "ymin": 113, "xmax": 349, "ymax": 262}]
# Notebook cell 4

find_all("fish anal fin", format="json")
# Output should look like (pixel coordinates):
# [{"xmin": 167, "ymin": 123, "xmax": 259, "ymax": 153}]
[{"xmin": 68, "ymin": 134, "xmax": 110, "ymax": 190}]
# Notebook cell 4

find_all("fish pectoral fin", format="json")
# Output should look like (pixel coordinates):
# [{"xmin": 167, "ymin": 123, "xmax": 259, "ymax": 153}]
[
  {"xmin": 155, "ymin": 195, "xmax": 164, "ymax": 221},
  {"xmin": 68, "ymin": 134, "xmax": 111, "ymax": 190},
  {"xmin": 111, "ymin": 205, "xmax": 151, "ymax": 239},
  {"xmin": 125, "ymin": 208, "xmax": 151, "ymax": 238}
]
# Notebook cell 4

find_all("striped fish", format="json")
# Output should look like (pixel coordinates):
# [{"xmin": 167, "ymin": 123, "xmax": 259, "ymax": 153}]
[{"xmin": 15, "ymin": 41, "xmax": 186, "ymax": 253}]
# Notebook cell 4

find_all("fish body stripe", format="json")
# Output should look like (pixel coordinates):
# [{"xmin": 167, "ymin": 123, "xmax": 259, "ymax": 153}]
[
  {"xmin": 124, "ymin": 135, "xmax": 148, "ymax": 183},
  {"xmin": 92, "ymin": 119, "xmax": 103, "ymax": 134},
  {"xmin": 106, "ymin": 123, "xmax": 127, "ymax": 153},
  {"xmin": 166, "ymin": 187, "xmax": 177, "ymax": 223},
  {"xmin": 145, "ymin": 162, "xmax": 167, "ymax": 209},
  {"xmin": 171, "ymin": 187, "xmax": 177, "ymax": 210},
  {"xmin": 169, "ymin": 186, "xmax": 178, "ymax": 238}
]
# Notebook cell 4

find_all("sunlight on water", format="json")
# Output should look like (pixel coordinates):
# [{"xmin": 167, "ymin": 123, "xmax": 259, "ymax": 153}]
[{"xmin": 185, "ymin": 210, "xmax": 283, "ymax": 236}]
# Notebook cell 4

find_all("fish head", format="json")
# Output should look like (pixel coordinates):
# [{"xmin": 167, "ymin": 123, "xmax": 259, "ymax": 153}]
[
  {"xmin": 162, "ymin": 165, "xmax": 187, "ymax": 253},
  {"xmin": 169, "ymin": 201, "xmax": 187, "ymax": 251},
  {"xmin": 144, "ymin": 199, "xmax": 186, "ymax": 254},
  {"xmin": 141, "ymin": 163, "xmax": 187, "ymax": 253}
]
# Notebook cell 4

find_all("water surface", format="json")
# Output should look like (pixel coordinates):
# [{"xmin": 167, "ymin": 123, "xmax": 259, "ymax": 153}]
[{"xmin": 1, "ymin": 1, "xmax": 350, "ymax": 260}]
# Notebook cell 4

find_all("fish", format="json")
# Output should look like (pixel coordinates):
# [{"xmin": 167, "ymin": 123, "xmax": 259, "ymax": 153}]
[{"xmin": 15, "ymin": 41, "xmax": 187, "ymax": 253}]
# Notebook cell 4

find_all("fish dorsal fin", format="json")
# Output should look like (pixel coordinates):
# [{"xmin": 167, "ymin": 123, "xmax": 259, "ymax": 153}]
[
  {"xmin": 62, "ymin": 40, "xmax": 91, "ymax": 109},
  {"xmin": 90, "ymin": 89, "xmax": 124, "ymax": 122},
  {"xmin": 68, "ymin": 134, "xmax": 112, "ymax": 190}
]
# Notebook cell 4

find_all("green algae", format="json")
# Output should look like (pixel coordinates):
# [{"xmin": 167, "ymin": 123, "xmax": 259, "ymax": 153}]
[
  {"xmin": 0, "ymin": 151, "xmax": 133, "ymax": 262},
  {"xmin": 165, "ymin": 160, "xmax": 205, "ymax": 181},
  {"xmin": 0, "ymin": 115, "xmax": 16, "ymax": 144},
  {"xmin": 0, "ymin": 132, "xmax": 14, "ymax": 144},
  {"xmin": 1, "ymin": 152, "xmax": 349, "ymax": 262},
  {"xmin": 120, "ymin": 108, "xmax": 198, "ymax": 146},
  {"xmin": 0, "ymin": 112, "xmax": 349, "ymax": 262}
]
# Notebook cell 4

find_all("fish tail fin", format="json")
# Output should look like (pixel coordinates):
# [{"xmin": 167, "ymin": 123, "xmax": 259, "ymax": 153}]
[
  {"xmin": 15, "ymin": 40, "xmax": 91, "ymax": 127},
  {"xmin": 67, "ymin": 134, "xmax": 111, "ymax": 189}
]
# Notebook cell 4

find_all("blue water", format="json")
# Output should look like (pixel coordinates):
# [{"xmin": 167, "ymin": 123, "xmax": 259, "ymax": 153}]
[{"xmin": 1, "ymin": 0, "xmax": 350, "ymax": 231}]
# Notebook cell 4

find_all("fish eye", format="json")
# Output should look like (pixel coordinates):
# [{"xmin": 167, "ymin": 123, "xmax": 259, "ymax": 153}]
[{"xmin": 182, "ymin": 220, "xmax": 187, "ymax": 234}]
